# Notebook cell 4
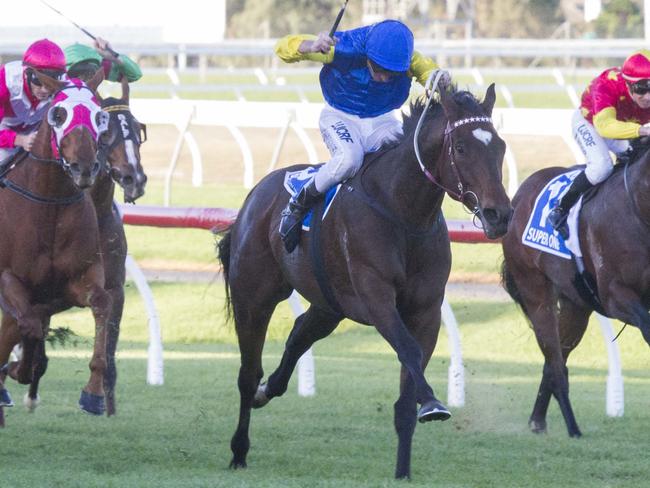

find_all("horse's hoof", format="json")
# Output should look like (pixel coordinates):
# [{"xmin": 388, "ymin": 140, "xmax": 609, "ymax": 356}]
[
  {"xmin": 79, "ymin": 390, "xmax": 105, "ymax": 416},
  {"xmin": 23, "ymin": 393, "xmax": 40, "ymax": 412},
  {"xmin": 418, "ymin": 399, "xmax": 451, "ymax": 423},
  {"xmin": 529, "ymin": 419, "xmax": 547, "ymax": 434},
  {"xmin": 252, "ymin": 383, "xmax": 270, "ymax": 409},
  {"xmin": 0, "ymin": 388, "xmax": 14, "ymax": 408},
  {"xmin": 229, "ymin": 458, "xmax": 248, "ymax": 470}
]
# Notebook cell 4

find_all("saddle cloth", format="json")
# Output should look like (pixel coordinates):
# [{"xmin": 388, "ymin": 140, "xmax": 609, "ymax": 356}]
[
  {"xmin": 283, "ymin": 167, "xmax": 341, "ymax": 231},
  {"xmin": 522, "ymin": 169, "xmax": 583, "ymax": 259}
]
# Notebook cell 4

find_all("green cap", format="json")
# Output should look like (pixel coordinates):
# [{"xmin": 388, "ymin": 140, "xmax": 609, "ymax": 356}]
[{"xmin": 64, "ymin": 43, "xmax": 102, "ymax": 70}]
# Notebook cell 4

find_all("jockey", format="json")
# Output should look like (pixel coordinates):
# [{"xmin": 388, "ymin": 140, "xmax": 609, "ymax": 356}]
[
  {"xmin": 275, "ymin": 19, "xmax": 450, "ymax": 252},
  {"xmin": 0, "ymin": 39, "xmax": 66, "ymax": 162},
  {"xmin": 548, "ymin": 49, "xmax": 650, "ymax": 238},
  {"xmin": 65, "ymin": 37, "xmax": 142, "ymax": 83}
]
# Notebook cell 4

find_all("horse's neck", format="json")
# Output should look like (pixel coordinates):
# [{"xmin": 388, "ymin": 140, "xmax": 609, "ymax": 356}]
[
  {"xmin": 363, "ymin": 121, "xmax": 447, "ymax": 228},
  {"xmin": 629, "ymin": 154, "xmax": 650, "ymax": 223},
  {"xmin": 90, "ymin": 171, "xmax": 116, "ymax": 215}
]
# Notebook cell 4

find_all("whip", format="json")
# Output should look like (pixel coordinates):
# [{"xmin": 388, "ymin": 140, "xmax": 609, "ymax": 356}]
[
  {"xmin": 39, "ymin": 0, "xmax": 119, "ymax": 57},
  {"xmin": 329, "ymin": 0, "xmax": 349, "ymax": 38}
]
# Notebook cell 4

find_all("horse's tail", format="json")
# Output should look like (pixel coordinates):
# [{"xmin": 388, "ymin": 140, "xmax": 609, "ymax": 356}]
[
  {"xmin": 216, "ymin": 230, "xmax": 233, "ymax": 321},
  {"xmin": 500, "ymin": 258, "xmax": 528, "ymax": 317}
]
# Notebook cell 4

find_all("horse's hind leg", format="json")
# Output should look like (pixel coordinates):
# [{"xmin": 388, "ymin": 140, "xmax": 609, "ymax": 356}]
[
  {"xmin": 256, "ymin": 306, "xmax": 340, "ymax": 407},
  {"xmin": 24, "ymin": 338, "xmax": 48, "ymax": 412},
  {"xmin": 529, "ymin": 297, "xmax": 590, "ymax": 436},
  {"xmin": 230, "ymin": 296, "xmax": 280, "ymax": 469}
]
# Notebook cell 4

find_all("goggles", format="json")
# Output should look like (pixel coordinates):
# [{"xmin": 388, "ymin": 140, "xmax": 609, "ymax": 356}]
[
  {"xmin": 628, "ymin": 79, "xmax": 650, "ymax": 95},
  {"xmin": 367, "ymin": 59, "xmax": 403, "ymax": 79},
  {"xmin": 26, "ymin": 68, "xmax": 65, "ymax": 87}
]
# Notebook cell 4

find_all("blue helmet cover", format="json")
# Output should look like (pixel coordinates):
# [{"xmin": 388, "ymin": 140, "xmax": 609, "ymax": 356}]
[{"xmin": 365, "ymin": 20, "xmax": 414, "ymax": 72}]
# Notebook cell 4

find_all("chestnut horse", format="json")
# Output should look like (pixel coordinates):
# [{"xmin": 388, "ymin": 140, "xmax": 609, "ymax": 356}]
[
  {"xmin": 0, "ymin": 71, "xmax": 112, "ymax": 416},
  {"xmin": 0, "ymin": 77, "xmax": 147, "ymax": 417},
  {"xmin": 501, "ymin": 151, "xmax": 650, "ymax": 437},
  {"xmin": 218, "ymin": 85, "xmax": 512, "ymax": 479}
]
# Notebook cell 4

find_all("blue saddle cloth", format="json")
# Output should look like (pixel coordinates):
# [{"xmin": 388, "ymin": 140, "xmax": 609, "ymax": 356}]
[
  {"xmin": 522, "ymin": 169, "xmax": 582, "ymax": 259},
  {"xmin": 283, "ymin": 167, "xmax": 341, "ymax": 230}
]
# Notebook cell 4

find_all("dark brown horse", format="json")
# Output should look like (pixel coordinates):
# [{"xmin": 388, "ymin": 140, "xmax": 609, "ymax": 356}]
[
  {"xmin": 501, "ymin": 150, "xmax": 650, "ymax": 437},
  {"xmin": 0, "ymin": 76, "xmax": 147, "ymax": 416},
  {"xmin": 0, "ymin": 71, "xmax": 112, "ymax": 416},
  {"xmin": 218, "ymin": 85, "xmax": 512, "ymax": 479}
]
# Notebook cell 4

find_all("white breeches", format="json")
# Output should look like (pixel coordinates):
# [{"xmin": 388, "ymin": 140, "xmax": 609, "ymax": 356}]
[
  {"xmin": 314, "ymin": 104, "xmax": 403, "ymax": 192},
  {"xmin": 571, "ymin": 109, "xmax": 630, "ymax": 185}
]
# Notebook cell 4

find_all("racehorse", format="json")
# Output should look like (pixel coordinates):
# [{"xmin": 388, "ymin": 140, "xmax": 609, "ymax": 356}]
[
  {"xmin": 0, "ymin": 70, "xmax": 112, "ymax": 416},
  {"xmin": 0, "ymin": 76, "xmax": 147, "ymax": 417},
  {"xmin": 218, "ymin": 84, "xmax": 512, "ymax": 479},
  {"xmin": 501, "ymin": 149, "xmax": 650, "ymax": 437}
]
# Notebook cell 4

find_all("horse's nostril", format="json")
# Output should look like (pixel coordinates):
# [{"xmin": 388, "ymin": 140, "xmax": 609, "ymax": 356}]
[
  {"xmin": 482, "ymin": 208, "xmax": 499, "ymax": 224},
  {"xmin": 92, "ymin": 162, "xmax": 100, "ymax": 173},
  {"xmin": 70, "ymin": 163, "xmax": 80, "ymax": 174},
  {"xmin": 122, "ymin": 175, "xmax": 134, "ymax": 186}
]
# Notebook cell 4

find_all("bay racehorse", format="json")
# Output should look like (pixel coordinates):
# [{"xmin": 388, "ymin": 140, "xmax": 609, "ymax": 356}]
[
  {"xmin": 0, "ymin": 70, "xmax": 112, "ymax": 416},
  {"xmin": 0, "ymin": 76, "xmax": 147, "ymax": 417},
  {"xmin": 218, "ymin": 85, "xmax": 512, "ymax": 479},
  {"xmin": 501, "ymin": 148, "xmax": 650, "ymax": 437}
]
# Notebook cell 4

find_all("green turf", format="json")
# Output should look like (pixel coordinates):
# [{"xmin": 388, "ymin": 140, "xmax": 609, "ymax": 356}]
[{"xmin": 3, "ymin": 291, "xmax": 648, "ymax": 487}]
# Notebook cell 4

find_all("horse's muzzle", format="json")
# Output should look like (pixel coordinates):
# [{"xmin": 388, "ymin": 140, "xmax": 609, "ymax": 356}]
[{"xmin": 480, "ymin": 206, "xmax": 513, "ymax": 239}]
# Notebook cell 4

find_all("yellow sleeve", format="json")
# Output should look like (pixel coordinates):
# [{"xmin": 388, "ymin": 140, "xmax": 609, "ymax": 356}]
[
  {"xmin": 274, "ymin": 34, "xmax": 335, "ymax": 64},
  {"xmin": 408, "ymin": 50, "xmax": 439, "ymax": 86},
  {"xmin": 592, "ymin": 107, "xmax": 641, "ymax": 139}
]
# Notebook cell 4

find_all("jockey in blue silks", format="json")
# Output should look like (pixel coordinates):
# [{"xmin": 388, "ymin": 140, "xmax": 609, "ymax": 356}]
[{"xmin": 275, "ymin": 20, "xmax": 451, "ymax": 252}]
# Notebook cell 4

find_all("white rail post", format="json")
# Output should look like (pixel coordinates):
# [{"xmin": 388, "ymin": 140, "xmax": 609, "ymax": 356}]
[
  {"xmin": 225, "ymin": 124, "xmax": 255, "ymax": 189},
  {"xmin": 440, "ymin": 297, "xmax": 465, "ymax": 407},
  {"xmin": 125, "ymin": 255, "xmax": 164, "ymax": 386},
  {"xmin": 268, "ymin": 110, "xmax": 294, "ymax": 173},
  {"xmin": 595, "ymin": 313, "xmax": 624, "ymax": 417},
  {"xmin": 287, "ymin": 291, "xmax": 316, "ymax": 397},
  {"xmin": 164, "ymin": 106, "xmax": 195, "ymax": 207}
]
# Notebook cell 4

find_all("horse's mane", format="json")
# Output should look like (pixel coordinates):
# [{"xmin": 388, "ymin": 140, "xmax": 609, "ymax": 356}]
[
  {"xmin": 374, "ymin": 87, "xmax": 483, "ymax": 155},
  {"xmin": 400, "ymin": 87, "xmax": 483, "ymax": 144}
]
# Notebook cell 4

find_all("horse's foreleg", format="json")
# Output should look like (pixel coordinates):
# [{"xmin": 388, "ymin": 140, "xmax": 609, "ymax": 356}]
[
  {"xmin": 104, "ymin": 285, "xmax": 124, "ymax": 417},
  {"xmin": 261, "ymin": 306, "xmax": 340, "ymax": 406},
  {"xmin": 391, "ymin": 306, "xmax": 443, "ymax": 480},
  {"xmin": 67, "ymin": 265, "xmax": 111, "ymax": 416},
  {"xmin": 0, "ymin": 315, "xmax": 21, "ymax": 407},
  {"xmin": 372, "ymin": 308, "xmax": 447, "ymax": 423},
  {"xmin": 24, "ymin": 338, "xmax": 47, "ymax": 412}
]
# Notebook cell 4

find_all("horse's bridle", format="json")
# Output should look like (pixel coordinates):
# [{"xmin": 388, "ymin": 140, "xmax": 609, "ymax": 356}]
[
  {"xmin": 97, "ymin": 104, "xmax": 147, "ymax": 171},
  {"xmin": 412, "ymin": 77, "xmax": 495, "ymax": 220}
]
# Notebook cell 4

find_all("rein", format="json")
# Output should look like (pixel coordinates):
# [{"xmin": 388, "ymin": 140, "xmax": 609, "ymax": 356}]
[
  {"xmin": 413, "ymin": 72, "xmax": 494, "ymax": 221},
  {"xmin": 0, "ymin": 151, "xmax": 84, "ymax": 206}
]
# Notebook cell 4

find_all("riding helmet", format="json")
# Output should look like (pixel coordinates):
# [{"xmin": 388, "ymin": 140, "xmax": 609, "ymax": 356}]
[
  {"xmin": 621, "ymin": 49, "xmax": 650, "ymax": 82},
  {"xmin": 366, "ymin": 20, "xmax": 414, "ymax": 73},
  {"xmin": 23, "ymin": 39, "xmax": 66, "ymax": 75}
]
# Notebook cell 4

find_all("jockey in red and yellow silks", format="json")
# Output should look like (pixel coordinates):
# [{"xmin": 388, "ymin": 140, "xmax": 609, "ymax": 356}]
[
  {"xmin": 0, "ymin": 39, "xmax": 66, "ymax": 162},
  {"xmin": 274, "ymin": 20, "xmax": 450, "ymax": 253},
  {"xmin": 548, "ymin": 49, "xmax": 650, "ymax": 239}
]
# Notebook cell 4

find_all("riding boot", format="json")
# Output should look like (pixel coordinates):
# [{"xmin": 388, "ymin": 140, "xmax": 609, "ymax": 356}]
[
  {"xmin": 547, "ymin": 171, "xmax": 593, "ymax": 239},
  {"xmin": 279, "ymin": 179, "xmax": 324, "ymax": 253}
]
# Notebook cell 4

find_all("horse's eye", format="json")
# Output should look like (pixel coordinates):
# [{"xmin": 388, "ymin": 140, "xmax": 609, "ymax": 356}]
[
  {"xmin": 47, "ymin": 106, "xmax": 67, "ymax": 128},
  {"xmin": 454, "ymin": 142, "xmax": 465, "ymax": 154}
]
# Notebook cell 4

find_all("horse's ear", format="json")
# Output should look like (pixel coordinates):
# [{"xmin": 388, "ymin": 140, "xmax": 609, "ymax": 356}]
[
  {"xmin": 33, "ymin": 70, "xmax": 66, "ymax": 94},
  {"xmin": 439, "ymin": 86, "xmax": 459, "ymax": 121},
  {"xmin": 481, "ymin": 83, "xmax": 497, "ymax": 116},
  {"xmin": 120, "ymin": 75, "xmax": 130, "ymax": 103},
  {"xmin": 86, "ymin": 68, "xmax": 105, "ymax": 93}
]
